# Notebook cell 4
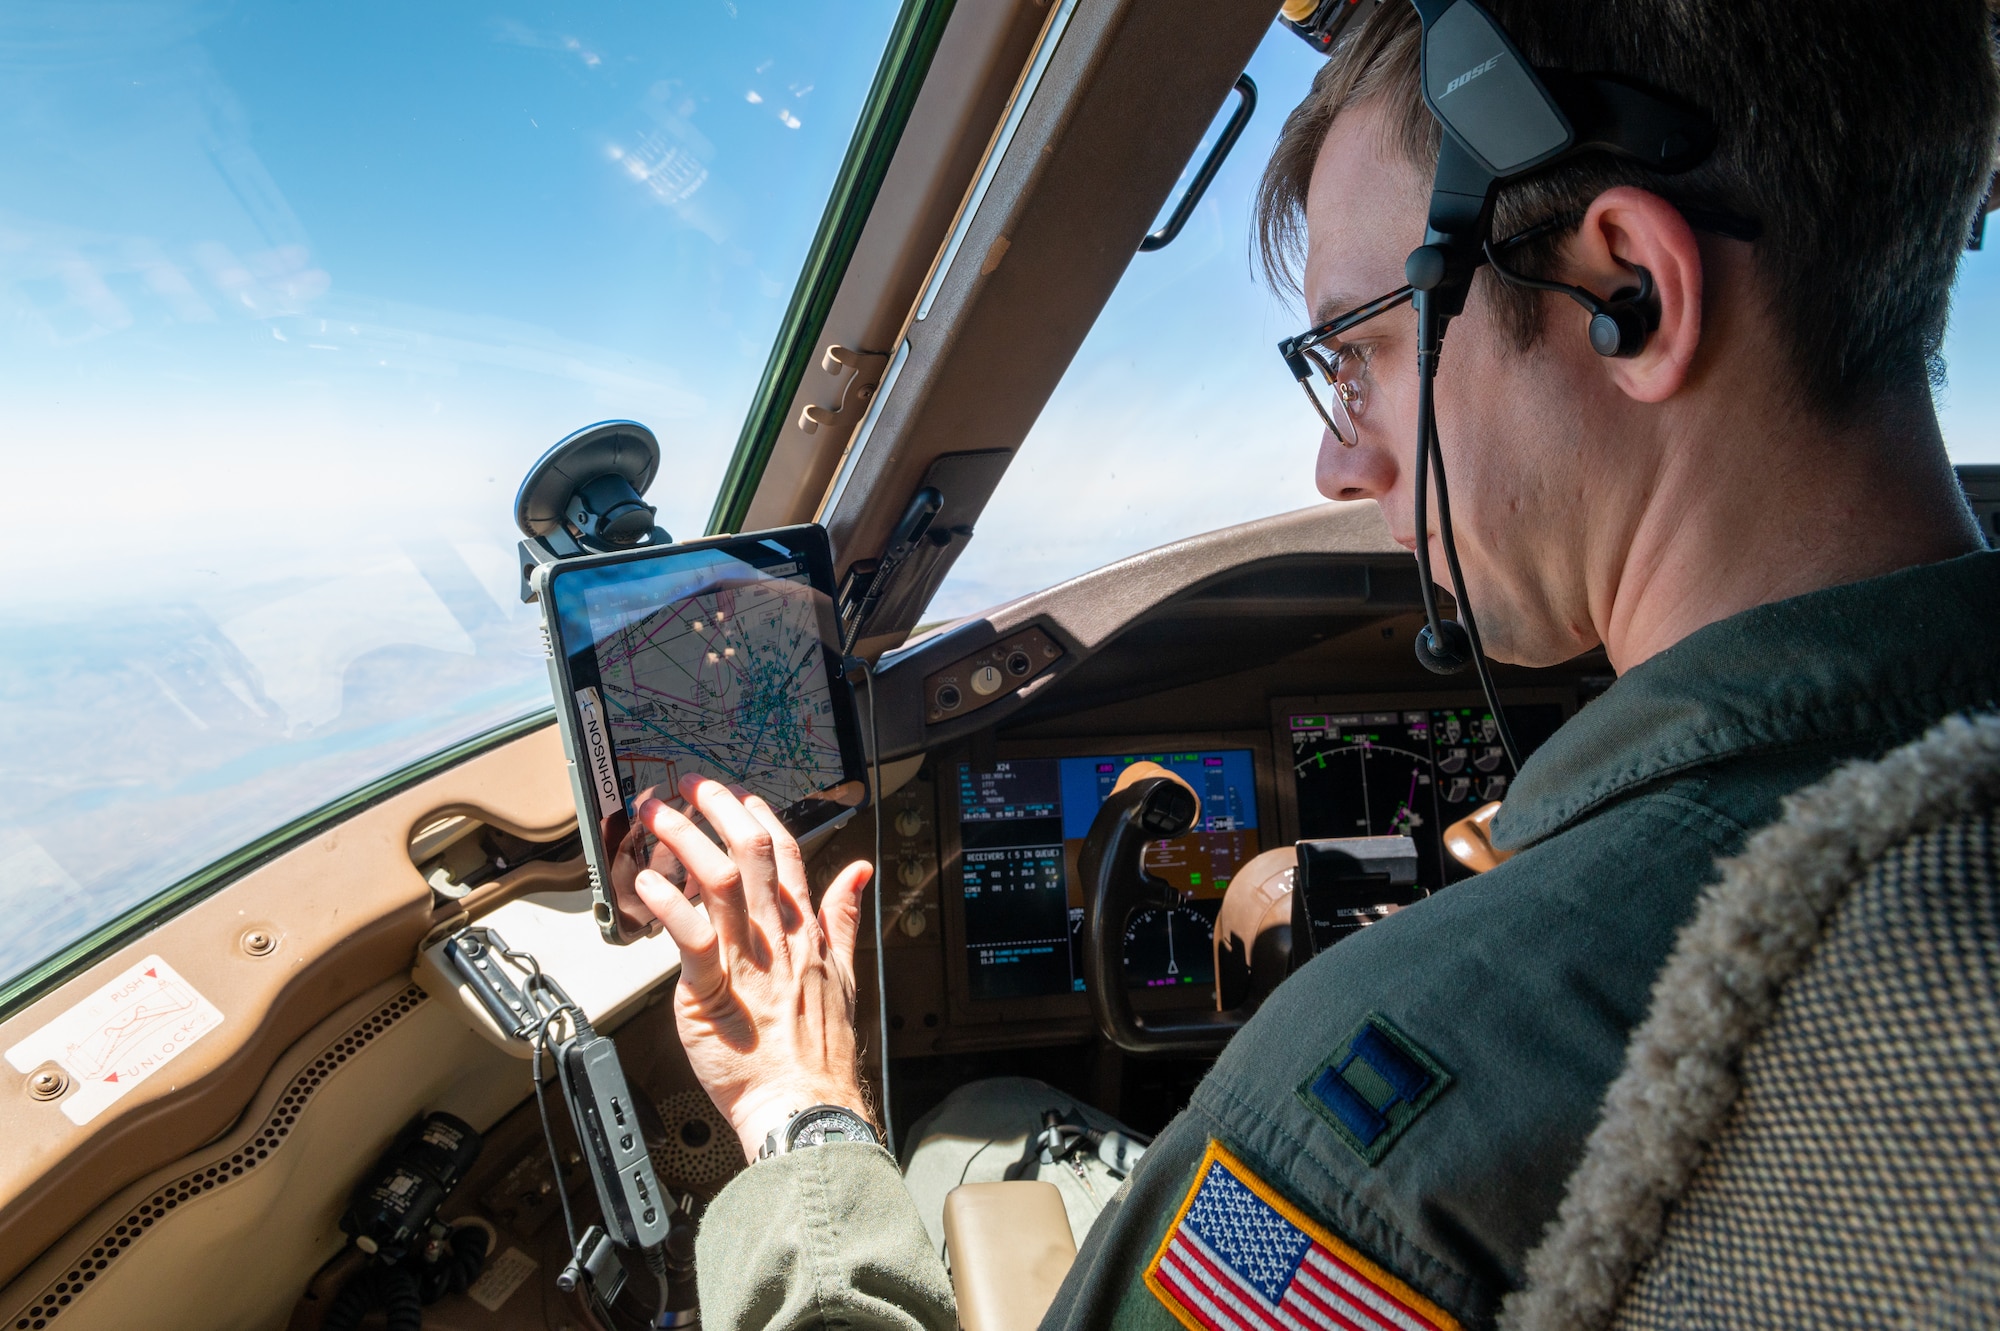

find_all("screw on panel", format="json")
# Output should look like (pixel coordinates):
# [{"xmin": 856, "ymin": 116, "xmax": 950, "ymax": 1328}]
[
  {"xmin": 27, "ymin": 1067, "xmax": 68, "ymax": 1101},
  {"xmin": 242, "ymin": 929, "xmax": 278, "ymax": 956}
]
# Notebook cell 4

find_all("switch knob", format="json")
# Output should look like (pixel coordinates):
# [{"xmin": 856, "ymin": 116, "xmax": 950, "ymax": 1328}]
[{"xmin": 970, "ymin": 664, "xmax": 1004, "ymax": 696}]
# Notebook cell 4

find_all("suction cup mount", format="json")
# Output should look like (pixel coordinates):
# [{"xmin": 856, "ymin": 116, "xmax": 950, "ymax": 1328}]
[{"xmin": 514, "ymin": 420, "xmax": 671, "ymax": 602}]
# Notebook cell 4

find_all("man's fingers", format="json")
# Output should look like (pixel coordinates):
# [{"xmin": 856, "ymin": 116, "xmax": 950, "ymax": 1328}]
[
  {"xmin": 685, "ymin": 775, "xmax": 779, "ymax": 862},
  {"xmin": 635, "ymin": 869, "xmax": 730, "ymax": 1007},
  {"xmin": 684, "ymin": 776, "xmax": 790, "ymax": 937},
  {"xmin": 641, "ymin": 797, "xmax": 749, "ymax": 942},
  {"xmin": 737, "ymin": 793, "xmax": 813, "ymax": 925},
  {"xmin": 819, "ymin": 860, "xmax": 871, "ymax": 980}
]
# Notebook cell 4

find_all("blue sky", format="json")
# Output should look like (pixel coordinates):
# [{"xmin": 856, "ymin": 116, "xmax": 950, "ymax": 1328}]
[
  {"xmin": 0, "ymin": 0, "xmax": 903, "ymax": 988},
  {"xmin": 1, "ymin": 0, "xmax": 901, "ymax": 579},
  {"xmin": 1939, "ymin": 244, "xmax": 2000, "ymax": 462}
]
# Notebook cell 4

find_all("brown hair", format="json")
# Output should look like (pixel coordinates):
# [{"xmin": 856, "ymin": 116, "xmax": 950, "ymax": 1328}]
[{"xmin": 1256, "ymin": 1, "xmax": 2000, "ymax": 414}]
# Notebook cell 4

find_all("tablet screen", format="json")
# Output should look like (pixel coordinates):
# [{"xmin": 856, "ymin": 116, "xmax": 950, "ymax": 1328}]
[{"xmin": 545, "ymin": 530, "xmax": 865, "ymax": 937}]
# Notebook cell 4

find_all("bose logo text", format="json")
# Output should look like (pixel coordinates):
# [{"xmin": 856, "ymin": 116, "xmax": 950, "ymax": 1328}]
[{"xmin": 1443, "ymin": 55, "xmax": 1501, "ymax": 97}]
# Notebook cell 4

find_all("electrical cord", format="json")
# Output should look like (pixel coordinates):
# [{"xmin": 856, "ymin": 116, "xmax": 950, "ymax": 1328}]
[
  {"xmin": 1421, "ymin": 366, "xmax": 1523, "ymax": 773},
  {"xmin": 492, "ymin": 934, "xmax": 686, "ymax": 1329},
  {"xmin": 862, "ymin": 661, "xmax": 894, "ymax": 1154},
  {"xmin": 1410, "ymin": 331, "xmax": 1452, "ymax": 670},
  {"xmin": 477, "ymin": 931, "xmax": 584, "ymax": 1261},
  {"xmin": 642, "ymin": 1245, "xmax": 670, "ymax": 1325},
  {"xmin": 530, "ymin": 1005, "xmax": 582, "ymax": 1257},
  {"xmin": 417, "ymin": 1225, "xmax": 492, "ymax": 1304},
  {"xmin": 325, "ymin": 1263, "xmax": 423, "ymax": 1331},
  {"xmin": 1413, "ymin": 300, "xmax": 1523, "ymax": 773}
]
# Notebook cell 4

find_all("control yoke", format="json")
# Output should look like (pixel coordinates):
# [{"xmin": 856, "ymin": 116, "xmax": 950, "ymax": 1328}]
[{"xmin": 1079, "ymin": 764, "xmax": 1249, "ymax": 1055}]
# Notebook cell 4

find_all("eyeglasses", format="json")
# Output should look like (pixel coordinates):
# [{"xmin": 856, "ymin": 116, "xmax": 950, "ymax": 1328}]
[
  {"xmin": 1277, "ymin": 285, "xmax": 1415, "ymax": 445},
  {"xmin": 1278, "ymin": 208, "xmax": 1760, "ymax": 445},
  {"xmin": 1276, "ymin": 219, "xmax": 1563, "ymax": 446}
]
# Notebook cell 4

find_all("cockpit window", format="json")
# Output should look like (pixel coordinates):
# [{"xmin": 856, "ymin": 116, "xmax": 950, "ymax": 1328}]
[
  {"xmin": 0, "ymin": 0, "xmax": 903, "ymax": 997},
  {"xmin": 932, "ymin": 24, "xmax": 2000, "ymax": 621},
  {"xmin": 928, "ymin": 27, "xmax": 1327, "ymax": 619}
]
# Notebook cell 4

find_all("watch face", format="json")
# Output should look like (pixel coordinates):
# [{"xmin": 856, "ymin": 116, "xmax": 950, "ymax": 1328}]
[{"xmin": 788, "ymin": 1107, "xmax": 876, "ymax": 1150}]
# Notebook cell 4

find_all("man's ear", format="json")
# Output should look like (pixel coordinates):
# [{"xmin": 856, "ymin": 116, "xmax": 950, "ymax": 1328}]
[{"xmin": 1569, "ymin": 187, "xmax": 1703, "ymax": 404}]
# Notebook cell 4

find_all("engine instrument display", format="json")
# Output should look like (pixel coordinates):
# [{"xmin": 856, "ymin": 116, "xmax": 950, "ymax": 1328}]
[
  {"xmin": 1283, "ymin": 703, "xmax": 1566, "ymax": 890},
  {"xmin": 955, "ymin": 750, "xmax": 1260, "ymax": 1002}
]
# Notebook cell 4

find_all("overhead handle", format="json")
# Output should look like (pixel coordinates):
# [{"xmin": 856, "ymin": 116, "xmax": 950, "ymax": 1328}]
[{"xmin": 1139, "ymin": 74, "xmax": 1258, "ymax": 253}]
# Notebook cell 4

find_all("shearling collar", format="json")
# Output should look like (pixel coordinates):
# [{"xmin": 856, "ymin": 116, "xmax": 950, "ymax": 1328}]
[
  {"xmin": 1498, "ymin": 710, "xmax": 2000, "ymax": 1330},
  {"xmin": 1494, "ymin": 550, "xmax": 2000, "ymax": 852}
]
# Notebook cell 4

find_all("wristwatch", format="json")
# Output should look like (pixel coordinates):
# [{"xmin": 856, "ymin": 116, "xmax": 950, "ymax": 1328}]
[{"xmin": 758, "ymin": 1104, "xmax": 879, "ymax": 1160}]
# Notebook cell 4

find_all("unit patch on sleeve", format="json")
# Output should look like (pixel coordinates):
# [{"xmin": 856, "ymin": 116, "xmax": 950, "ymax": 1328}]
[
  {"xmin": 1144, "ymin": 1139, "xmax": 1462, "ymax": 1331},
  {"xmin": 1297, "ymin": 1013, "xmax": 1451, "ymax": 1165}
]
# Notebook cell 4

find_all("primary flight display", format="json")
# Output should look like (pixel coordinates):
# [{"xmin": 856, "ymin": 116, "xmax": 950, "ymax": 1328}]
[{"xmin": 954, "ymin": 750, "xmax": 1261, "ymax": 1002}]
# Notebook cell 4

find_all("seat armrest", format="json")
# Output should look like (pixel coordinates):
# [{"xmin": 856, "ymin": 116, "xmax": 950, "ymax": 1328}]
[{"xmin": 942, "ymin": 1181, "xmax": 1077, "ymax": 1331}]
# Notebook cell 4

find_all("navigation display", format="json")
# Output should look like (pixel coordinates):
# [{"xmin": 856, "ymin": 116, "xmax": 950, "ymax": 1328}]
[
  {"xmin": 956, "ymin": 750, "xmax": 1260, "ymax": 1002},
  {"xmin": 1284, "ymin": 703, "xmax": 1565, "ymax": 890},
  {"xmin": 542, "ymin": 528, "xmax": 865, "ymax": 942}
]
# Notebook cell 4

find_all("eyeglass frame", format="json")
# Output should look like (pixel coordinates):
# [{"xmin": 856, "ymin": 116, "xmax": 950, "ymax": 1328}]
[{"xmin": 1276, "ymin": 207, "xmax": 1761, "ymax": 444}]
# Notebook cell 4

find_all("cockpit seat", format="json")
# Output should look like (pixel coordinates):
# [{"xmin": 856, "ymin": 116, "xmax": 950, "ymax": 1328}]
[{"xmin": 1504, "ymin": 712, "xmax": 2000, "ymax": 1330}]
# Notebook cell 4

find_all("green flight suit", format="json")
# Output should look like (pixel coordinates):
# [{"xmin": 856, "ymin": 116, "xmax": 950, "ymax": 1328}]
[{"xmin": 694, "ymin": 550, "xmax": 2000, "ymax": 1331}]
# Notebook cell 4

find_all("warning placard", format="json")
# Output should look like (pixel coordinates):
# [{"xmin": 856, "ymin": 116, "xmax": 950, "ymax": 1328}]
[
  {"xmin": 5, "ymin": 955, "xmax": 224, "ymax": 1125},
  {"xmin": 467, "ymin": 1246, "xmax": 538, "ymax": 1311}
]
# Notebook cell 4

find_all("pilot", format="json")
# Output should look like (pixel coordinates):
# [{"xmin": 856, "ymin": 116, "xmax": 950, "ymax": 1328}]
[{"xmin": 627, "ymin": 2, "xmax": 2000, "ymax": 1327}]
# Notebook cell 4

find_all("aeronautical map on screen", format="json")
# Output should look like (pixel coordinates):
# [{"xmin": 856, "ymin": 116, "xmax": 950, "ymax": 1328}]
[{"xmin": 577, "ymin": 554, "xmax": 846, "ymax": 815}]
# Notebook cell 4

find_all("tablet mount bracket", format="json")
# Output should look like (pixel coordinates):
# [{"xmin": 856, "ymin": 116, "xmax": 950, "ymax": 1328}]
[{"xmin": 514, "ymin": 420, "xmax": 671, "ymax": 603}]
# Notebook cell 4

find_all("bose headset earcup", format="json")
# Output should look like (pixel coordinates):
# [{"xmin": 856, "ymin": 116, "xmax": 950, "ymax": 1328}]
[{"xmin": 1414, "ymin": 619, "xmax": 1473, "ymax": 675}]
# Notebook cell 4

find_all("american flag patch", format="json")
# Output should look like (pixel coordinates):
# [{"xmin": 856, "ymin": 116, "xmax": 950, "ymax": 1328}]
[{"xmin": 1143, "ymin": 1140, "xmax": 1461, "ymax": 1331}]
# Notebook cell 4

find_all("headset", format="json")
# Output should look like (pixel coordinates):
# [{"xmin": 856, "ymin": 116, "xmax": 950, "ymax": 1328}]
[{"xmin": 1283, "ymin": 0, "xmax": 1724, "ymax": 768}]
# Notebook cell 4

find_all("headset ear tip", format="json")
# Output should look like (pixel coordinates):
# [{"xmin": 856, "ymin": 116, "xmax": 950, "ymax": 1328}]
[{"xmin": 1589, "ymin": 313, "xmax": 1627, "ymax": 357}]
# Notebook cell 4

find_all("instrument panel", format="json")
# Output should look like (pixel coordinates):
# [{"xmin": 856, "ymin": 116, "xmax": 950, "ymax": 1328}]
[
  {"xmin": 930, "ymin": 731, "xmax": 1275, "ymax": 1029},
  {"xmin": 954, "ymin": 747, "xmax": 1262, "ymax": 1002},
  {"xmin": 815, "ymin": 688, "xmax": 1579, "ymax": 1051},
  {"xmin": 939, "ymin": 689, "xmax": 1578, "ymax": 1030},
  {"xmin": 1276, "ymin": 693, "xmax": 1571, "ymax": 890}
]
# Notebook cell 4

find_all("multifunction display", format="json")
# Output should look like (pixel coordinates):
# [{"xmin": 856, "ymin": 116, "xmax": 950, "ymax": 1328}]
[
  {"xmin": 956, "ymin": 751, "xmax": 1260, "ymax": 1002},
  {"xmin": 1285, "ymin": 704, "xmax": 1564, "ymax": 890}
]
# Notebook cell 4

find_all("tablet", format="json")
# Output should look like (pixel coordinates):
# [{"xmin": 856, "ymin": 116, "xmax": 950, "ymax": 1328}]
[{"xmin": 535, "ymin": 526, "xmax": 867, "ymax": 943}]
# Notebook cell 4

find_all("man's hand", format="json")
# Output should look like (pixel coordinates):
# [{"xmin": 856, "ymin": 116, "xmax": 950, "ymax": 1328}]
[{"xmin": 633, "ymin": 774, "xmax": 874, "ymax": 1161}]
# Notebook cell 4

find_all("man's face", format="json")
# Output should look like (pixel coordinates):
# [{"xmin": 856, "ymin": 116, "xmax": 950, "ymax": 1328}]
[{"xmin": 1303, "ymin": 100, "xmax": 1615, "ymax": 667}]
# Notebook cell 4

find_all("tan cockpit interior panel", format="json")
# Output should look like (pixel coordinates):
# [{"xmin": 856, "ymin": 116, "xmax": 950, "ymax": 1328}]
[
  {"xmin": 0, "ymin": 723, "xmax": 576, "ymax": 1288},
  {"xmin": 0, "ymin": 980, "xmax": 524, "ymax": 1331}
]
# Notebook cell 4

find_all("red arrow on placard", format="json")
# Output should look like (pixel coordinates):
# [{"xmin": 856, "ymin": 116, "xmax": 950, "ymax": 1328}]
[
  {"xmin": 144, "ymin": 969, "xmax": 156, "ymax": 978},
  {"xmin": 104, "ymin": 1073, "xmax": 119, "ymax": 1083}
]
